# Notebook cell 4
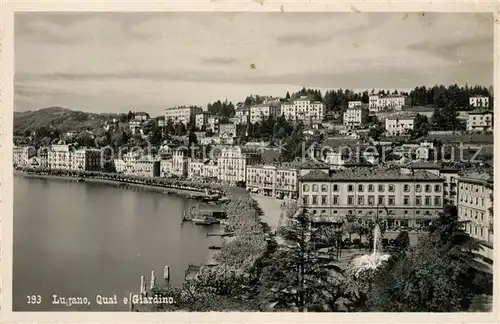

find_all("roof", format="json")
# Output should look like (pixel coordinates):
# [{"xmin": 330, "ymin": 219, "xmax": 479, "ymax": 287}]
[
  {"xmin": 386, "ymin": 115, "xmax": 416, "ymax": 120},
  {"xmin": 467, "ymin": 110, "xmax": 493, "ymax": 115},
  {"xmin": 299, "ymin": 167, "xmax": 444, "ymax": 182},
  {"xmin": 459, "ymin": 171, "xmax": 494, "ymax": 185},
  {"xmin": 406, "ymin": 162, "xmax": 441, "ymax": 169}
]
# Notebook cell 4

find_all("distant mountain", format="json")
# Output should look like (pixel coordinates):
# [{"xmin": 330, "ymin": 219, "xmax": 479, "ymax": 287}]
[{"xmin": 14, "ymin": 107, "xmax": 121, "ymax": 134}]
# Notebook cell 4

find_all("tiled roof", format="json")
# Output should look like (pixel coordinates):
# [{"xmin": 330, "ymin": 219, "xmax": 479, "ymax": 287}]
[
  {"xmin": 299, "ymin": 167, "xmax": 444, "ymax": 182},
  {"xmin": 459, "ymin": 171, "xmax": 494, "ymax": 184}
]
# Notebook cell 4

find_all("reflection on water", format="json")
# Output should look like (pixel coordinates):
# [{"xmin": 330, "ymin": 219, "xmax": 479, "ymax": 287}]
[{"xmin": 13, "ymin": 176, "xmax": 213, "ymax": 311}]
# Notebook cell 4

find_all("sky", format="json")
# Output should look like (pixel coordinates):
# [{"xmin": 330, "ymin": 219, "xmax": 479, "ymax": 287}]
[{"xmin": 15, "ymin": 12, "xmax": 493, "ymax": 116}]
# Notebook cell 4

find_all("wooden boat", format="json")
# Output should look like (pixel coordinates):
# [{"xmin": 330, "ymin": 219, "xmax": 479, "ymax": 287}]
[{"xmin": 76, "ymin": 178, "xmax": 85, "ymax": 183}]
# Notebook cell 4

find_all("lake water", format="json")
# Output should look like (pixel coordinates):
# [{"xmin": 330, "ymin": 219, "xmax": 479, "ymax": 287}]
[{"xmin": 13, "ymin": 175, "xmax": 214, "ymax": 311}]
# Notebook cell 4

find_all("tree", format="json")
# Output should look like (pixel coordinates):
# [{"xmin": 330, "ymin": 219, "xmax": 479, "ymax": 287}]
[
  {"xmin": 258, "ymin": 207, "xmax": 344, "ymax": 311},
  {"xmin": 285, "ymin": 91, "xmax": 291, "ymax": 101},
  {"xmin": 410, "ymin": 114, "xmax": 430, "ymax": 139},
  {"xmin": 394, "ymin": 230, "xmax": 410, "ymax": 250},
  {"xmin": 366, "ymin": 205, "xmax": 485, "ymax": 311}
]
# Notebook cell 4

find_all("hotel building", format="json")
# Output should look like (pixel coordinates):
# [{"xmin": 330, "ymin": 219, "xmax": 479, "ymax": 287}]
[
  {"xmin": 188, "ymin": 159, "xmax": 219, "ymax": 180},
  {"xmin": 124, "ymin": 157, "xmax": 160, "ymax": 178},
  {"xmin": 299, "ymin": 167, "xmax": 445, "ymax": 227},
  {"xmin": 48, "ymin": 144, "xmax": 72, "ymax": 170},
  {"xmin": 249, "ymin": 104, "xmax": 281, "ymax": 124},
  {"xmin": 385, "ymin": 115, "xmax": 416, "ymax": 136},
  {"xmin": 343, "ymin": 106, "xmax": 368, "ymax": 129},
  {"xmin": 405, "ymin": 162, "xmax": 459, "ymax": 206},
  {"xmin": 458, "ymin": 172, "xmax": 493, "ymax": 263},
  {"xmin": 217, "ymin": 146, "xmax": 260, "ymax": 184},
  {"xmin": 13, "ymin": 145, "xmax": 36, "ymax": 167},
  {"xmin": 469, "ymin": 96, "xmax": 489, "ymax": 109},
  {"xmin": 281, "ymin": 96, "xmax": 325, "ymax": 123},
  {"xmin": 70, "ymin": 148, "xmax": 101, "ymax": 171},
  {"xmin": 466, "ymin": 111, "xmax": 493, "ymax": 132},
  {"xmin": 165, "ymin": 106, "xmax": 203, "ymax": 125},
  {"xmin": 246, "ymin": 165, "xmax": 299, "ymax": 199},
  {"xmin": 369, "ymin": 94, "xmax": 407, "ymax": 113}
]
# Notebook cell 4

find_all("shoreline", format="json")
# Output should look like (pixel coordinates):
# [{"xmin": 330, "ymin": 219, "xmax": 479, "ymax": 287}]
[{"xmin": 14, "ymin": 171, "xmax": 219, "ymax": 201}]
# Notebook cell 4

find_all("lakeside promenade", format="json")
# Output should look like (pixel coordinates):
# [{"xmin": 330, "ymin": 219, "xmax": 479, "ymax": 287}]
[{"xmin": 14, "ymin": 170, "xmax": 221, "ymax": 200}]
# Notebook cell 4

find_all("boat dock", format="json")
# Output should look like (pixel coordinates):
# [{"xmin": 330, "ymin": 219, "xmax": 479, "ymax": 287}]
[{"xmin": 181, "ymin": 202, "xmax": 227, "ymax": 225}]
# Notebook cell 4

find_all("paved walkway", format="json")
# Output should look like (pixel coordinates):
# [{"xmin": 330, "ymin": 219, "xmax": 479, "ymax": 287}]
[{"xmin": 251, "ymin": 194, "xmax": 284, "ymax": 232}]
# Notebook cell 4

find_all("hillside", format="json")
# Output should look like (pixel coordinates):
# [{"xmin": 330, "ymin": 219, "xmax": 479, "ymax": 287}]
[{"xmin": 14, "ymin": 107, "xmax": 122, "ymax": 135}]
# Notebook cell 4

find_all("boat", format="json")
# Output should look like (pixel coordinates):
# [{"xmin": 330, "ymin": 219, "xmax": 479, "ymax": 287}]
[{"xmin": 76, "ymin": 178, "xmax": 85, "ymax": 183}]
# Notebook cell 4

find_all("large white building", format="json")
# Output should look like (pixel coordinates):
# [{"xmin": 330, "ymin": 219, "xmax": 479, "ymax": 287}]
[
  {"xmin": 123, "ymin": 156, "xmax": 160, "ymax": 178},
  {"xmin": 249, "ymin": 104, "xmax": 281, "ymax": 124},
  {"xmin": 165, "ymin": 106, "xmax": 203, "ymax": 125},
  {"xmin": 469, "ymin": 96, "xmax": 489, "ymax": 109},
  {"xmin": 299, "ymin": 166, "xmax": 445, "ymax": 227},
  {"xmin": 457, "ymin": 172, "xmax": 493, "ymax": 262},
  {"xmin": 217, "ymin": 146, "xmax": 259, "ymax": 184},
  {"xmin": 13, "ymin": 145, "xmax": 36, "ymax": 167},
  {"xmin": 385, "ymin": 115, "xmax": 415, "ymax": 136},
  {"xmin": 343, "ymin": 106, "xmax": 368, "ymax": 128},
  {"xmin": 246, "ymin": 165, "xmax": 299, "ymax": 199},
  {"xmin": 281, "ymin": 96, "xmax": 325, "ymax": 123},
  {"xmin": 48, "ymin": 144, "xmax": 72, "ymax": 170},
  {"xmin": 369, "ymin": 94, "xmax": 407, "ymax": 113},
  {"xmin": 466, "ymin": 111, "xmax": 493, "ymax": 132}
]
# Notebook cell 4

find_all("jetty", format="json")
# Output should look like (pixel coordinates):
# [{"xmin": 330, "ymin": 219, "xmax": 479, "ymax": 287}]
[{"xmin": 181, "ymin": 202, "xmax": 227, "ymax": 224}]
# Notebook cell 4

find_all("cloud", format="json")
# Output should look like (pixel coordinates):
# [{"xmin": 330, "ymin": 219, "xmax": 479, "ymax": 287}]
[{"xmin": 14, "ymin": 12, "xmax": 493, "ymax": 115}]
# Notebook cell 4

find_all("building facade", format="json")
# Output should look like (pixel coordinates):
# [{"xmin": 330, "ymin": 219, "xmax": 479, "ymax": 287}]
[
  {"xmin": 466, "ymin": 111, "xmax": 493, "ymax": 132},
  {"xmin": 216, "ymin": 146, "xmax": 260, "ymax": 184},
  {"xmin": 457, "ymin": 172, "xmax": 493, "ymax": 262},
  {"xmin": 195, "ymin": 112, "xmax": 210, "ymax": 130},
  {"xmin": 235, "ymin": 108, "xmax": 249, "ymax": 125},
  {"xmin": 249, "ymin": 104, "xmax": 281, "ymax": 124},
  {"xmin": 124, "ymin": 159, "xmax": 160, "ymax": 177},
  {"xmin": 369, "ymin": 94, "xmax": 407, "ymax": 113},
  {"xmin": 469, "ymin": 96, "xmax": 489, "ymax": 109},
  {"xmin": 385, "ymin": 116, "xmax": 416, "ymax": 136},
  {"xmin": 299, "ymin": 167, "xmax": 445, "ymax": 227},
  {"xmin": 343, "ymin": 106, "xmax": 368, "ymax": 128},
  {"xmin": 70, "ymin": 148, "xmax": 101, "ymax": 171},
  {"xmin": 219, "ymin": 123, "xmax": 237, "ymax": 136},
  {"xmin": 281, "ymin": 96, "xmax": 324, "ymax": 123},
  {"xmin": 48, "ymin": 144, "xmax": 72, "ymax": 170},
  {"xmin": 165, "ymin": 106, "xmax": 203, "ymax": 125},
  {"xmin": 246, "ymin": 165, "xmax": 299, "ymax": 199},
  {"xmin": 13, "ymin": 145, "xmax": 36, "ymax": 167},
  {"xmin": 172, "ymin": 149, "xmax": 189, "ymax": 177}
]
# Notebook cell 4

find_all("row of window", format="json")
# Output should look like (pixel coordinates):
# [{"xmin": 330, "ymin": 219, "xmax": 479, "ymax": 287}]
[
  {"xmin": 459, "ymin": 195, "xmax": 488, "ymax": 207},
  {"xmin": 303, "ymin": 194, "xmax": 442, "ymax": 206},
  {"xmin": 461, "ymin": 208, "xmax": 485, "ymax": 221},
  {"xmin": 303, "ymin": 183, "xmax": 441, "ymax": 193},
  {"xmin": 308, "ymin": 209, "xmax": 435, "ymax": 216},
  {"xmin": 460, "ymin": 183, "xmax": 487, "ymax": 193}
]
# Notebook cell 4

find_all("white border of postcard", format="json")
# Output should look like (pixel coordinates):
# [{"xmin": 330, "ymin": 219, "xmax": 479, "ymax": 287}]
[{"xmin": 1, "ymin": 0, "xmax": 499, "ymax": 323}]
